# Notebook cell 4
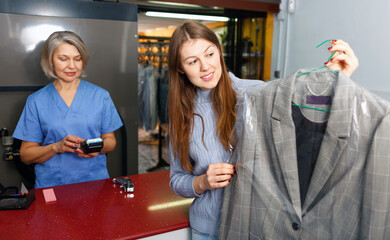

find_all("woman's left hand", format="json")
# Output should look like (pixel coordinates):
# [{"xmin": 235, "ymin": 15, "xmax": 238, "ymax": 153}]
[
  {"xmin": 325, "ymin": 39, "xmax": 359, "ymax": 78},
  {"xmin": 75, "ymin": 149, "xmax": 99, "ymax": 158}
]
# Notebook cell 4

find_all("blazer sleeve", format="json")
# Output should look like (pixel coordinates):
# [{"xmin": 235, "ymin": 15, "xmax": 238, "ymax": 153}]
[
  {"xmin": 219, "ymin": 92, "xmax": 258, "ymax": 239},
  {"xmin": 361, "ymin": 113, "xmax": 390, "ymax": 239}
]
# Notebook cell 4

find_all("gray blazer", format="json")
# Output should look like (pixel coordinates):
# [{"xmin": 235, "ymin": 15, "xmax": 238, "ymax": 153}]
[{"xmin": 219, "ymin": 69, "xmax": 390, "ymax": 239}]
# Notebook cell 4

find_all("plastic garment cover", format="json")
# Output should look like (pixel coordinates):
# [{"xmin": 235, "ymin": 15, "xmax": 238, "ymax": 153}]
[{"xmin": 218, "ymin": 68, "xmax": 390, "ymax": 239}]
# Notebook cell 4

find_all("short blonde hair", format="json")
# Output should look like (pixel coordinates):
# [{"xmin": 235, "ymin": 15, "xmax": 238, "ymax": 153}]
[{"xmin": 40, "ymin": 31, "xmax": 90, "ymax": 79}]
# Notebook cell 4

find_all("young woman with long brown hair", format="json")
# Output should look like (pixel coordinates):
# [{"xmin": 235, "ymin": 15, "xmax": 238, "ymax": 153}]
[{"xmin": 168, "ymin": 21, "xmax": 358, "ymax": 239}]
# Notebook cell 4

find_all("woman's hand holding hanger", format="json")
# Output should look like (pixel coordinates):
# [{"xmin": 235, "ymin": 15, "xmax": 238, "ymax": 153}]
[{"xmin": 325, "ymin": 39, "xmax": 359, "ymax": 77}]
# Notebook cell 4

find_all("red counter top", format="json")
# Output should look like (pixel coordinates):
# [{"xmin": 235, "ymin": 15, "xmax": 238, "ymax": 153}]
[{"xmin": 0, "ymin": 170, "xmax": 192, "ymax": 240}]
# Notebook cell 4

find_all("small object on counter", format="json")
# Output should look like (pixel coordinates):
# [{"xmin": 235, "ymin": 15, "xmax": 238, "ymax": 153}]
[
  {"xmin": 112, "ymin": 177, "xmax": 134, "ymax": 193},
  {"xmin": 77, "ymin": 138, "xmax": 103, "ymax": 153},
  {"xmin": 42, "ymin": 188, "xmax": 57, "ymax": 204}
]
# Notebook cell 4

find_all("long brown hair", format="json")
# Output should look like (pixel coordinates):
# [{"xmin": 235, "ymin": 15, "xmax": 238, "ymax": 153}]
[{"xmin": 168, "ymin": 21, "xmax": 237, "ymax": 173}]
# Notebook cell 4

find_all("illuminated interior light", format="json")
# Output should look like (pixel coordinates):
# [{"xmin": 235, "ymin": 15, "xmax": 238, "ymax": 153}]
[
  {"xmin": 147, "ymin": 1, "xmax": 203, "ymax": 8},
  {"xmin": 145, "ymin": 11, "xmax": 229, "ymax": 22}
]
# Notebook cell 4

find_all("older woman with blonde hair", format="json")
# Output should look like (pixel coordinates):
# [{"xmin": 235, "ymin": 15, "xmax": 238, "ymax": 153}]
[{"xmin": 13, "ymin": 31, "xmax": 123, "ymax": 189}]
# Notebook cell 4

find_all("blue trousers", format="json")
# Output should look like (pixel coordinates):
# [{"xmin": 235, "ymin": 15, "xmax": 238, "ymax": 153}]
[{"xmin": 191, "ymin": 228, "xmax": 217, "ymax": 240}]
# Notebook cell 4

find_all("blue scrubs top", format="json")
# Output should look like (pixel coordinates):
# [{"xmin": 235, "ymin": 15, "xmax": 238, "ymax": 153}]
[{"xmin": 13, "ymin": 80, "xmax": 123, "ymax": 188}]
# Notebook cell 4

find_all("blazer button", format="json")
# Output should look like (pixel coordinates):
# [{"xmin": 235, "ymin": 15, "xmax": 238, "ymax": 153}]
[{"xmin": 292, "ymin": 222, "xmax": 300, "ymax": 231}]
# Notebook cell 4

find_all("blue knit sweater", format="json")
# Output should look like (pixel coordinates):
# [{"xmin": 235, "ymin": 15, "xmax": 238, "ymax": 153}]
[{"xmin": 169, "ymin": 72, "xmax": 265, "ymax": 236}]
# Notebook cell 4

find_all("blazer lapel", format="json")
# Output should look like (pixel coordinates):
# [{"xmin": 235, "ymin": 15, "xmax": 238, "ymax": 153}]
[
  {"xmin": 271, "ymin": 72, "xmax": 302, "ymax": 218},
  {"xmin": 303, "ymin": 72, "xmax": 355, "ymax": 211}
]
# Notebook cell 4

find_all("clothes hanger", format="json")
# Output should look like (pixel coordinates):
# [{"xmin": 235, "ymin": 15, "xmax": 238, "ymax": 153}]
[
  {"xmin": 296, "ymin": 39, "xmax": 339, "ymax": 77},
  {"xmin": 293, "ymin": 39, "xmax": 339, "ymax": 113},
  {"xmin": 292, "ymin": 103, "xmax": 330, "ymax": 113}
]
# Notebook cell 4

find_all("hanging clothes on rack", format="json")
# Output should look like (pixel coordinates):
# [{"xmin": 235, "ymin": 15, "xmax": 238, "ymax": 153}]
[
  {"xmin": 138, "ymin": 38, "xmax": 169, "ymax": 131},
  {"xmin": 158, "ymin": 65, "xmax": 169, "ymax": 124},
  {"xmin": 138, "ymin": 36, "xmax": 171, "ymax": 171},
  {"xmin": 219, "ymin": 68, "xmax": 390, "ymax": 239},
  {"xmin": 138, "ymin": 62, "xmax": 159, "ymax": 131},
  {"xmin": 148, "ymin": 64, "xmax": 159, "ymax": 131},
  {"xmin": 138, "ymin": 63, "xmax": 146, "ymax": 129}
]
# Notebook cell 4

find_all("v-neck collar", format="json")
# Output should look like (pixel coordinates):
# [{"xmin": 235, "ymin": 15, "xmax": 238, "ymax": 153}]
[{"xmin": 49, "ymin": 80, "xmax": 85, "ymax": 113}]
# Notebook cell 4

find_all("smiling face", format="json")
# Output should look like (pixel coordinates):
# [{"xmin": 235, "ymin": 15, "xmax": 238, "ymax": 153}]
[
  {"xmin": 179, "ymin": 38, "xmax": 222, "ymax": 90},
  {"xmin": 52, "ymin": 42, "xmax": 83, "ymax": 82}
]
